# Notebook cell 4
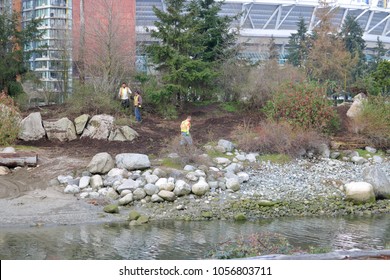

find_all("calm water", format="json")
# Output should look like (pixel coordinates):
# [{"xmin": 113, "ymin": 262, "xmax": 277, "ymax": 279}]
[{"xmin": 1, "ymin": 215, "xmax": 390, "ymax": 260}]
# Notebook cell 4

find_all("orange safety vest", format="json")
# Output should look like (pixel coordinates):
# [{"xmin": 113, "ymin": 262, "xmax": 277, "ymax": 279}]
[{"xmin": 181, "ymin": 119, "xmax": 191, "ymax": 134}]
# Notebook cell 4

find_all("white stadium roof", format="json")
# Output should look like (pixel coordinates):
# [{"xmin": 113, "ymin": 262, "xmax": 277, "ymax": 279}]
[{"xmin": 136, "ymin": 0, "xmax": 390, "ymax": 46}]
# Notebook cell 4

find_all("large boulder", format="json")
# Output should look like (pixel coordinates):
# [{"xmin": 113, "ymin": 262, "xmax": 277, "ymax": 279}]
[
  {"xmin": 363, "ymin": 166, "xmax": 390, "ymax": 199},
  {"xmin": 43, "ymin": 118, "xmax": 77, "ymax": 141},
  {"xmin": 18, "ymin": 112, "xmax": 46, "ymax": 141},
  {"xmin": 346, "ymin": 93, "xmax": 366, "ymax": 119},
  {"xmin": 344, "ymin": 182, "xmax": 375, "ymax": 204},
  {"xmin": 115, "ymin": 153, "xmax": 151, "ymax": 170},
  {"xmin": 174, "ymin": 180, "xmax": 192, "ymax": 196},
  {"xmin": 87, "ymin": 152, "xmax": 115, "ymax": 174},
  {"xmin": 108, "ymin": 126, "xmax": 139, "ymax": 141},
  {"xmin": 74, "ymin": 114, "xmax": 90, "ymax": 135},
  {"xmin": 191, "ymin": 178, "xmax": 210, "ymax": 196},
  {"xmin": 217, "ymin": 139, "xmax": 235, "ymax": 152},
  {"xmin": 81, "ymin": 114, "xmax": 114, "ymax": 140}
]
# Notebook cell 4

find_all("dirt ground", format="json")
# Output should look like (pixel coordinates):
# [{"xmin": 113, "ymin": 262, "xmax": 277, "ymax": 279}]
[
  {"xmin": 1, "ymin": 102, "xmax": 369, "ymax": 227},
  {"xmin": 0, "ymin": 103, "xmax": 254, "ymax": 199}
]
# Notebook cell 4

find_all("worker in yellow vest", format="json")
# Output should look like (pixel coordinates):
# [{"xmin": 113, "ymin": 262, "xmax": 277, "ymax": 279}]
[
  {"xmin": 133, "ymin": 90, "xmax": 143, "ymax": 122},
  {"xmin": 180, "ymin": 116, "xmax": 192, "ymax": 145},
  {"xmin": 118, "ymin": 82, "xmax": 132, "ymax": 109}
]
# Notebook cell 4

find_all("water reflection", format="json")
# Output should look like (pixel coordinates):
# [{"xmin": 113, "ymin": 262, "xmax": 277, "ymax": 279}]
[{"xmin": 0, "ymin": 215, "xmax": 389, "ymax": 260}]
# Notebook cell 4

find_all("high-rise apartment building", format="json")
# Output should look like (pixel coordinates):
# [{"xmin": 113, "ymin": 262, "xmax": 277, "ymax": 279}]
[{"xmin": 21, "ymin": 0, "xmax": 72, "ymax": 98}]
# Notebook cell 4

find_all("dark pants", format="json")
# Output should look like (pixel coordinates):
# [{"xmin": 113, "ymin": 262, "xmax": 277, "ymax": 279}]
[{"xmin": 121, "ymin": 99, "xmax": 129, "ymax": 108}]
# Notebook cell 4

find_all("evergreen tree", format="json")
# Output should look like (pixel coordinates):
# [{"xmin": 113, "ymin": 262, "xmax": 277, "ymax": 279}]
[
  {"xmin": 286, "ymin": 17, "xmax": 309, "ymax": 67},
  {"xmin": 0, "ymin": 11, "xmax": 43, "ymax": 96},
  {"xmin": 369, "ymin": 37, "xmax": 387, "ymax": 71},
  {"xmin": 372, "ymin": 60, "xmax": 390, "ymax": 96},
  {"xmin": 339, "ymin": 15, "xmax": 366, "ymax": 80},
  {"xmin": 146, "ymin": 0, "xmax": 238, "ymax": 104}
]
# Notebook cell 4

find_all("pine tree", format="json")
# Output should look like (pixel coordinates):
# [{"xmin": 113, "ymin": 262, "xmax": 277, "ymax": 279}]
[
  {"xmin": 369, "ymin": 37, "xmax": 387, "ymax": 71},
  {"xmin": 339, "ymin": 15, "xmax": 366, "ymax": 81},
  {"xmin": 286, "ymin": 17, "xmax": 309, "ymax": 67},
  {"xmin": 146, "ymin": 0, "xmax": 238, "ymax": 104}
]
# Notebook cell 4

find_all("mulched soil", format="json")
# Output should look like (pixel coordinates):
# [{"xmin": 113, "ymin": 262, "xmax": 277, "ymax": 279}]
[
  {"xmin": 17, "ymin": 103, "xmax": 258, "ymax": 158},
  {"xmin": 17, "ymin": 102, "xmax": 371, "ymax": 159}
]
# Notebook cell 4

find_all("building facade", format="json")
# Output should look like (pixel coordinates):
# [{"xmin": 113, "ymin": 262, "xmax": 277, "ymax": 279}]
[
  {"xmin": 136, "ymin": 0, "xmax": 390, "ymax": 65},
  {"xmin": 72, "ymin": 0, "xmax": 136, "ymax": 79},
  {"xmin": 21, "ymin": 0, "xmax": 72, "ymax": 100}
]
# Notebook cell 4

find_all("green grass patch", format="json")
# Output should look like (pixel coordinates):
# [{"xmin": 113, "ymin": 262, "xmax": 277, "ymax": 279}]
[
  {"xmin": 356, "ymin": 149, "xmax": 385, "ymax": 158},
  {"xmin": 220, "ymin": 102, "xmax": 240, "ymax": 113},
  {"xmin": 160, "ymin": 158, "xmax": 182, "ymax": 169},
  {"xmin": 258, "ymin": 154, "xmax": 292, "ymax": 164},
  {"xmin": 206, "ymin": 149, "xmax": 236, "ymax": 160}
]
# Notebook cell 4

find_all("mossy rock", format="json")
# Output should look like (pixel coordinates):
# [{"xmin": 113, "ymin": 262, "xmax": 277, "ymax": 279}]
[
  {"xmin": 234, "ymin": 213, "xmax": 247, "ymax": 221},
  {"xmin": 137, "ymin": 215, "xmax": 150, "ymax": 224},
  {"xmin": 103, "ymin": 204, "xmax": 119, "ymax": 214},
  {"xmin": 128, "ymin": 210, "xmax": 141, "ymax": 221},
  {"xmin": 201, "ymin": 211, "xmax": 213, "ymax": 219},
  {"xmin": 257, "ymin": 200, "xmax": 277, "ymax": 207}
]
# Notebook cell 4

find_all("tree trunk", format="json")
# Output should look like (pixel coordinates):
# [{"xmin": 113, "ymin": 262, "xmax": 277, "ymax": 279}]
[{"xmin": 0, "ymin": 152, "xmax": 38, "ymax": 167}]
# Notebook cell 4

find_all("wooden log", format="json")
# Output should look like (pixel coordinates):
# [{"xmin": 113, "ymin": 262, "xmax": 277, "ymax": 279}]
[{"xmin": 0, "ymin": 152, "xmax": 38, "ymax": 167}]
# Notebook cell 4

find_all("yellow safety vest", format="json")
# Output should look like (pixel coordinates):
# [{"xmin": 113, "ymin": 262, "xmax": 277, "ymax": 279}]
[
  {"xmin": 134, "ymin": 95, "xmax": 139, "ymax": 106},
  {"xmin": 181, "ymin": 120, "xmax": 190, "ymax": 133}
]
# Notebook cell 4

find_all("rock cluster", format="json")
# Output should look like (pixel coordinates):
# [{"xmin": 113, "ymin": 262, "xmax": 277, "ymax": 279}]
[
  {"xmin": 57, "ymin": 140, "xmax": 251, "ymax": 205},
  {"xmin": 17, "ymin": 112, "xmax": 138, "ymax": 142}
]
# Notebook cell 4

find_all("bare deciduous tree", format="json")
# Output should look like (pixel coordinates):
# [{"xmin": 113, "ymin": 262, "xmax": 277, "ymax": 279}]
[{"xmin": 84, "ymin": 0, "xmax": 134, "ymax": 94}]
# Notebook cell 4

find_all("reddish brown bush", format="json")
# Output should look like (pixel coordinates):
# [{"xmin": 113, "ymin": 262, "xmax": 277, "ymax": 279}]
[{"xmin": 235, "ymin": 120, "xmax": 327, "ymax": 157}]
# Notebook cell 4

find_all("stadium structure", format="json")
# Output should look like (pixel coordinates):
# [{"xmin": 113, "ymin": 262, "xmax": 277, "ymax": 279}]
[{"xmin": 136, "ymin": 0, "xmax": 390, "ymax": 68}]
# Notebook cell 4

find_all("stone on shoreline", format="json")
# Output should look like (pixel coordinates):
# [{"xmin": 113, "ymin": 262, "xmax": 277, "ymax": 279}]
[
  {"xmin": 87, "ymin": 152, "xmax": 115, "ymax": 174},
  {"xmin": 115, "ymin": 153, "xmax": 151, "ymax": 170},
  {"xmin": 345, "ymin": 182, "xmax": 375, "ymax": 204}
]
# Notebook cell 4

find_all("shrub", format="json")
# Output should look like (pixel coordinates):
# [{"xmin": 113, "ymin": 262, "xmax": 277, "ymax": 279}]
[
  {"xmin": 355, "ymin": 96, "xmax": 390, "ymax": 148},
  {"xmin": 263, "ymin": 81, "xmax": 340, "ymax": 134},
  {"xmin": 234, "ymin": 120, "xmax": 327, "ymax": 157},
  {"xmin": 65, "ymin": 84, "xmax": 120, "ymax": 116},
  {"xmin": 0, "ymin": 94, "xmax": 21, "ymax": 145},
  {"xmin": 160, "ymin": 135, "xmax": 212, "ymax": 167},
  {"xmin": 217, "ymin": 59, "xmax": 305, "ymax": 108}
]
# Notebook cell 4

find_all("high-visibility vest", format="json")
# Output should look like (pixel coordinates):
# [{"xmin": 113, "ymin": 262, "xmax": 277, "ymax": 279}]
[
  {"xmin": 181, "ymin": 119, "xmax": 190, "ymax": 133},
  {"xmin": 134, "ymin": 95, "xmax": 139, "ymax": 106},
  {"xmin": 120, "ymin": 87, "xmax": 129, "ymax": 99}
]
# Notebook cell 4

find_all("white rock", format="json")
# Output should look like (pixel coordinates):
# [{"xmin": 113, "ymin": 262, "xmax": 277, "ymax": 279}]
[
  {"xmin": 214, "ymin": 157, "xmax": 231, "ymax": 165},
  {"xmin": 107, "ymin": 168, "xmax": 127, "ymax": 177},
  {"xmin": 237, "ymin": 172, "xmax": 250, "ymax": 183},
  {"xmin": 79, "ymin": 176, "xmax": 90, "ymax": 189},
  {"xmin": 218, "ymin": 139, "xmax": 235, "ymax": 152},
  {"xmin": 90, "ymin": 175, "xmax": 103, "ymax": 189},
  {"xmin": 344, "ymin": 182, "xmax": 375, "ymax": 204},
  {"xmin": 81, "ymin": 114, "xmax": 114, "ymax": 140},
  {"xmin": 117, "ymin": 179, "xmax": 139, "ymax": 193},
  {"xmin": 151, "ymin": 194, "xmax": 164, "ymax": 203},
  {"xmin": 246, "ymin": 153, "xmax": 258, "ymax": 163},
  {"xmin": 365, "ymin": 146, "xmax": 377, "ymax": 154},
  {"xmin": 18, "ymin": 112, "xmax": 46, "ymax": 141},
  {"xmin": 158, "ymin": 190, "xmax": 176, "ymax": 202},
  {"xmin": 1, "ymin": 147, "xmax": 16, "ymax": 153},
  {"xmin": 363, "ymin": 166, "xmax": 390, "ymax": 199},
  {"xmin": 64, "ymin": 184, "xmax": 80, "ymax": 194},
  {"xmin": 191, "ymin": 178, "xmax": 210, "ymax": 196},
  {"xmin": 145, "ymin": 174, "xmax": 159, "ymax": 184},
  {"xmin": 43, "ymin": 117, "xmax": 77, "ymax": 142},
  {"xmin": 57, "ymin": 175, "xmax": 73, "ymax": 184},
  {"xmin": 226, "ymin": 178, "xmax": 240, "ymax": 192},
  {"xmin": 184, "ymin": 165, "xmax": 196, "ymax": 171},
  {"xmin": 174, "ymin": 180, "xmax": 192, "ymax": 196},
  {"xmin": 133, "ymin": 188, "xmax": 147, "ymax": 200},
  {"xmin": 87, "ymin": 152, "xmax": 115, "ymax": 174},
  {"xmin": 115, "ymin": 153, "xmax": 151, "ymax": 170},
  {"xmin": 144, "ymin": 183, "xmax": 159, "ymax": 196},
  {"xmin": 118, "ymin": 193, "xmax": 133, "ymax": 205}
]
